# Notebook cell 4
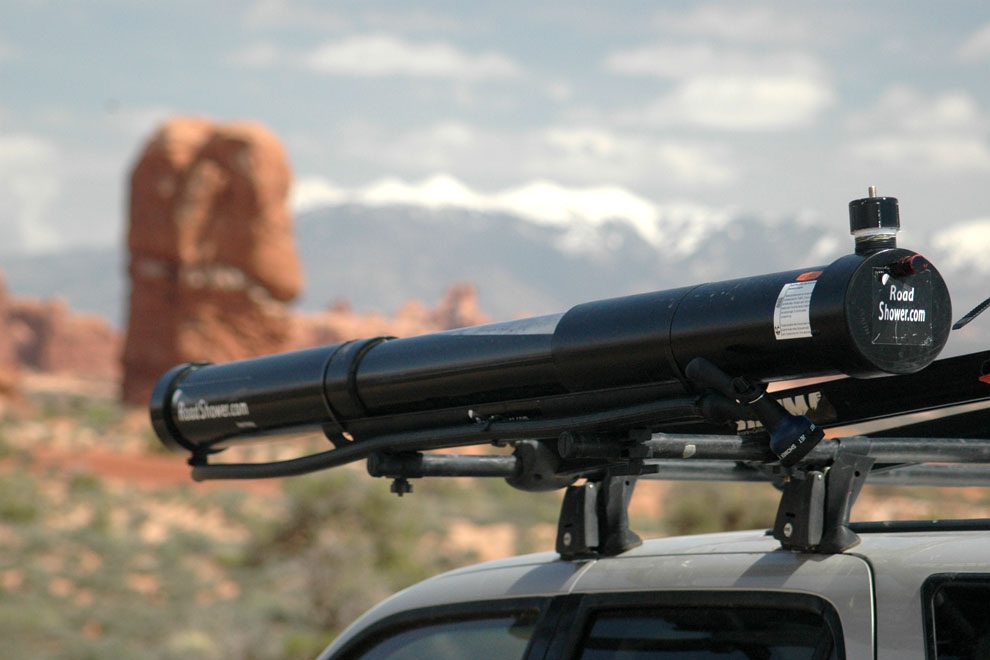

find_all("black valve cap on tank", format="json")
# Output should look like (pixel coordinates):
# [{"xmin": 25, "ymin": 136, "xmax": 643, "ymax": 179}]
[{"xmin": 849, "ymin": 186, "xmax": 899, "ymax": 254}]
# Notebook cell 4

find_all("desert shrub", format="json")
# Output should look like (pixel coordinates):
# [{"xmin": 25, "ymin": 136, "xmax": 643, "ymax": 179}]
[
  {"xmin": 242, "ymin": 467, "xmax": 466, "ymax": 632},
  {"xmin": 82, "ymin": 401, "xmax": 123, "ymax": 433},
  {"xmin": 661, "ymin": 481, "xmax": 780, "ymax": 536},
  {"xmin": 0, "ymin": 423, "xmax": 14, "ymax": 458},
  {"xmin": 0, "ymin": 471, "xmax": 41, "ymax": 522}
]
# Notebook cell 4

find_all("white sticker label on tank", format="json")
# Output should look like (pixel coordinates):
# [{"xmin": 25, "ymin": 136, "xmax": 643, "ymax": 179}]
[{"xmin": 774, "ymin": 280, "xmax": 816, "ymax": 340}]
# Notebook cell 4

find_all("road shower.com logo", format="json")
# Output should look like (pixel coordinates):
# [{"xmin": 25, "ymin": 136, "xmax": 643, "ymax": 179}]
[{"xmin": 176, "ymin": 397, "xmax": 251, "ymax": 422}]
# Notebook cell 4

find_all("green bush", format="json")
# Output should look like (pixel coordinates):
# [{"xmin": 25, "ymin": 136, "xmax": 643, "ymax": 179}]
[
  {"xmin": 661, "ymin": 482, "xmax": 779, "ymax": 536},
  {"xmin": 82, "ymin": 402, "xmax": 123, "ymax": 434},
  {"xmin": 0, "ymin": 472, "xmax": 41, "ymax": 523},
  {"xmin": 242, "ymin": 467, "xmax": 474, "ymax": 632}
]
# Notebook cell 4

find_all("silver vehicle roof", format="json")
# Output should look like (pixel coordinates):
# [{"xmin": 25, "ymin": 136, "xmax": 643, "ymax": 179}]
[{"xmin": 321, "ymin": 524, "xmax": 990, "ymax": 659}]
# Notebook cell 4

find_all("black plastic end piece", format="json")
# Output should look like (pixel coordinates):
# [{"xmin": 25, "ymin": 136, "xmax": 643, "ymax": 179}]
[{"xmin": 149, "ymin": 362, "xmax": 207, "ymax": 454}]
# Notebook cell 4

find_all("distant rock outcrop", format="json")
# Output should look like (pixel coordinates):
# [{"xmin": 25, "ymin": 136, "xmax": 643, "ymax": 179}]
[
  {"xmin": 121, "ymin": 117, "xmax": 302, "ymax": 405},
  {"xmin": 0, "ymin": 272, "xmax": 121, "ymax": 394},
  {"xmin": 0, "ymin": 274, "xmax": 19, "ymax": 396},
  {"xmin": 8, "ymin": 298, "xmax": 121, "ymax": 380},
  {"xmin": 291, "ymin": 284, "xmax": 491, "ymax": 348},
  {"xmin": 0, "ymin": 273, "xmax": 485, "ymax": 403}
]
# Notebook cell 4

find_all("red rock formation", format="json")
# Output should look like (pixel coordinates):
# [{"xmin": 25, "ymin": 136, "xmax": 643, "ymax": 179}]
[
  {"xmin": 8, "ymin": 297, "xmax": 121, "ymax": 380},
  {"xmin": 290, "ymin": 285, "xmax": 491, "ymax": 349},
  {"xmin": 428, "ymin": 283, "xmax": 489, "ymax": 330},
  {"xmin": 0, "ymin": 274, "xmax": 19, "ymax": 396},
  {"xmin": 0, "ymin": 280, "xmax": 483, "ymax": 397},
  {"xmin": 121, "ymin": 117, "xmax": 302, "ymax": 404}
]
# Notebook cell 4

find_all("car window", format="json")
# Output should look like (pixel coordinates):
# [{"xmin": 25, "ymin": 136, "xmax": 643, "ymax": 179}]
[
  {"xmin": 346, "ymin": 610, "xmax": 539, "ymax": 660},
  {"xmin": 575, "ymin": 601, "xmax": 840, "ymax": 659},
  {"xmin": 926, "ymin": 575, "xmax": 990, "ymax": 660}
]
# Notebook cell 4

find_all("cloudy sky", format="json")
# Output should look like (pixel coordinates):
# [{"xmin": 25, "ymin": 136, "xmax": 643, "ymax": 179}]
[{"xmin": 2, "ymin": 1, "xmax": 990, "ymax": 257}]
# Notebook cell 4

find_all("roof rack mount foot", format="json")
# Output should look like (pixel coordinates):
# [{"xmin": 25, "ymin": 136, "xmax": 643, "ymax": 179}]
[
  {"xmin": 556, "ymin": 474, "xmax": 642, "ymax": 560},
  {"xmin": 773, "ymin": 451, "xmax": 875, "ymax": 554}
]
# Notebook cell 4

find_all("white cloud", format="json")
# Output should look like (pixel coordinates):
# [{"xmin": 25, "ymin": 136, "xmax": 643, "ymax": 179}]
[
  {"xmin": 0, "ymin": 134, "xmax": 61, "ymax": 252},
  {"xmin": 362, "ymin": 174, "xmax": 486, "ymax": 209},
  {"xmin": 849, "ymin": 136, "xmax": 990, "ymax": 174},
  {"xmin": 242, "ymin": 0, "xmax": 349, "ymax": 32},
  {"xmin": 331, "ymin": 120, "xmax": 737, "ymax": 188},
  {"xmin": 606, "ymin": 43, "xmax": 825, "ymax": 80},
  {"xmin": 546, "ymin": 81, "xmax": 573, "ymax": 102},
  {"xmin": 845, "ymin": 87, "xmax": 990, "ymax": 174},
  {"xmin": 351, "ymin": 10, "xmax": 467, "ymax": 35},
  {"xmin": 242, "ymin": 1, "xmax": 463, "ymax": 35},
  {"xmin": 228, "ymin": 42, "xmax": 282, "ymax": 68},
  {"xmin": 652, "ymin": 6, "xmax": 814, "ymax": 45},
  {"xmin": 933, "ymin": 219, "xmax": 990, "ymax": 274},
  {"xmin": 230, "ymin": 33, "xmax": 521, "ymax": 80},
  {"xmin": 957, "ymin": 23, "xmax": 990, "ymax": 61},
  {"xmin": 339, "ymin": 121, "xmax": 481, "ymax": 173},
  {"xmin": 847, "ymin": 86, "xmax": 986, "ymax": 134},
  {"xmin": 543, "ymin": 128, "xmax": 620, "ymax": 162},
  {"xmin": 291, "ymin": 177, "xmax": 349, "ymax": 212},
  {"xmin": 301, "ymin": 34, "xmax": 521, "ymax": 80},
  {"xmin": 495, "ymin": 180, "xmax": 661, "ymax": 238},
  {"xmin": 538, "ymin": 127, "xmax": 736, "ymax": 185},
  {"xmin": 110, "ymin": 105, "xmax": 178, "ymax": 142},
  {"xmin": 620, "ymin": 75, "xmax": 834, "ymax": 131},
  {"xmin": 294, "ymin": 174, "xmax": 484, "ymax": 213},
  {"xmin": 0, "ymin": 39, "xmax": 17, "ymax": 62},
  {"xmin": 605, "ymin": 41, "xmax": 833, "ymax": 132}
]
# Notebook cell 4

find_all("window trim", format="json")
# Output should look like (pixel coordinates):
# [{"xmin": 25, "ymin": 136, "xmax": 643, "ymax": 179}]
[
  {"xmin": 329, "ymin": 590, "xmax": 849, "ymax": 659},
  {"xmin": 922, "ymin": 573, "xmax": 990, "ymax": 659},
  {"xmin": 328, "ymin": 596, "xmax": 553, "ymax": 660},
  {"xmin": 558, "ymin": 590, "xmax": 847, "ymax": 659}
]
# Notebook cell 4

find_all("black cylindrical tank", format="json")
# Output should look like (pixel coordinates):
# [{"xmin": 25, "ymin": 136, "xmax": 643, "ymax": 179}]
[{"xmin": 150, "ymin": 243, "xmax": 950, "ymax": 455}]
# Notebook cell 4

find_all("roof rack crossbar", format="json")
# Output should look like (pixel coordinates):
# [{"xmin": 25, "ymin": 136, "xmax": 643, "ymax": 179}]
[
  {"xmin": 637, "ymin": 433, "xmax": 990, "ymax": 465},
  {"xmin": 858, "ymin": 463, "xmax": 990, "ymax": 487},
  {"xmin": 351, "ymin": 433, "xmax": 990, "ymax": 488},
  {"xmin": 363, "ymin": 451, "xmax": 990, "ymax": 489},
  {"xmin": 367, "ymin": 452, "xmax": 519, "ymax": 480},
  {"xmin": 357, "ymin": 431, "xmax": 990, "ymax": 556},
  {"xmin": 564, "ymin": 433, "xmax": 990, "ymax": 466},
  {"xmin": 806, "ymin": 436, "xmax": 990, "ymax": 464},
  {"xmin": 639, "ymin": 460, "xmax": 990, "ymax": 487}
]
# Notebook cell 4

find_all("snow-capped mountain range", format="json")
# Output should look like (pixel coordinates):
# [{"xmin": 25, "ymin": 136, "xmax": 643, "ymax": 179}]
[
  {"xmin": 292, "ymin": 174, "xmax": 839, "ymax": 262},
  {"xmin": 2, "ymin": 174, "xmax": 988, "ymax": 357}
]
